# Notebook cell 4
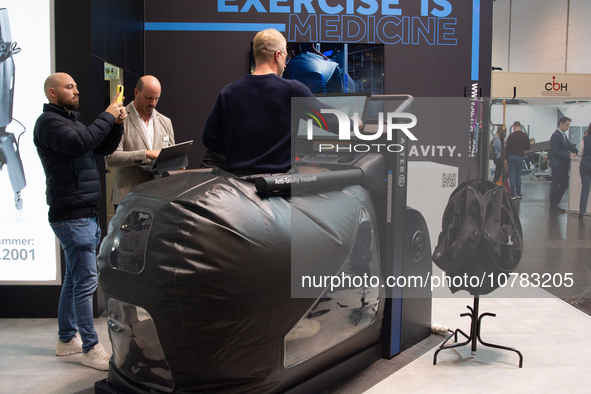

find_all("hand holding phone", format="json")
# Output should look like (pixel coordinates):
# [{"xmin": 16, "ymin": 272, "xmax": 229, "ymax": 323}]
[
  {"xmin": 108, "ymin": 85, "xmax": 127, "ymax": 123},
  {"xmin": 116, "ymin": 85, "xmax": 124, "ymax": 104}
]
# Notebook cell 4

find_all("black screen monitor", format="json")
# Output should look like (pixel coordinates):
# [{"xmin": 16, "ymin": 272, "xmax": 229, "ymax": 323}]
[{"xmin": 364, "ymin": 94, "xmax": 414, "ymax": 124}]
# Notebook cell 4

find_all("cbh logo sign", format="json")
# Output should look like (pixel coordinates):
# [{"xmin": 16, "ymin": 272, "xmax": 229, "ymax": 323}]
[
  {"xmin": 306, "ymin": 109, "xmax": 418, "ymax": 153},
  {"xmin": 542, "ymin": 76, "xmax": 572, "ymax": 97}
]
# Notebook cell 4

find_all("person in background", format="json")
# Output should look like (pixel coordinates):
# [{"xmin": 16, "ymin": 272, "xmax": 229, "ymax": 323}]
[
  {"xmin": 578, "ymin": 123, "xmax": 591, "ymax": 219},
  {"xmin": 549, "ymin": 116, "xmax": 578, "ymax": 213},
  {"xmin": 505, "ymin": 121, "xmax": 531, "ymax": 200},
  {"xmin": 492, "ymin": 127, "xmax": 504, "ymax": 183},
  {"xmin": 524, "ymin": 138, "xmax": 536, "ymax": 170},
  {"xmin": 33, "ymin": 72, "xmax": 126, "ymax": 370}
]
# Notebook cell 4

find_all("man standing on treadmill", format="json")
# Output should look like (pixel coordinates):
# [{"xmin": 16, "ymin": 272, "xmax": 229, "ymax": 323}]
[{"xmin": 202, "ymin": 29, "xmax": 333, "ymax": 175}]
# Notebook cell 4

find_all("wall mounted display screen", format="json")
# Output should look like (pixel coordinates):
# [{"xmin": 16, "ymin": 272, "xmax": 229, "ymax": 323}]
[
  {"xmin": 0, "ymin": 1, "xmax": 59, "ymax": 285},
  {"xmin": 250, "ymin": 42, "xmax": 384, "ymax": 96},
  {"xmin": 283, "ymin": 43, "xmax": 384, "ymax": 96}
]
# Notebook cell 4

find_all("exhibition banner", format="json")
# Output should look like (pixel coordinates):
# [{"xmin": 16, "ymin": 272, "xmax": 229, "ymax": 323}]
[
  {"xmin": 144, "ymin": 0, "xmax": 493, "ymax": 179},
  {"xmin": 0, "ymin": 0, "xmax": 59, "ymax": 285},
  {"xmin": 492, "ymin": 71, "xmax": 591, "ymax": 99}
]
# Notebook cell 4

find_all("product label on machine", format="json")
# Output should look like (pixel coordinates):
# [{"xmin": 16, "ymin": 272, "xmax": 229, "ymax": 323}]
[
  {"xmin": 387, "ymin": 170, "xmax": 393, "ymax": 223},
  {"xmin": 274, "ymin": 175, "xmax": 318, "ymax": 184},
  {"xmin": 468, "ymin": 82, "xmax": 479, "ymax": 158}
]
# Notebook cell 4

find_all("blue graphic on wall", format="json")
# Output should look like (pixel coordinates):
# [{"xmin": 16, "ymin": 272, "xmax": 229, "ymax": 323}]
[{"xmin": 145, "ymin": 0, "xmax": 481, "ymax": 83}]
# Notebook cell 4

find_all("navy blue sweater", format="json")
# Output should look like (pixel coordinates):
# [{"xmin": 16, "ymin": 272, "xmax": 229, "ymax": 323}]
[
  {"xmin": 33, "ymin": 104, "xmax": 123, "ymax": 222},
  {"xmin": 202, "ymin": 74, "xmax": 320, "ymax": 174}
]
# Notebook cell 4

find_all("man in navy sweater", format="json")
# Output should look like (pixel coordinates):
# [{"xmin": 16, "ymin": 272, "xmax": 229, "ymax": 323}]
[
  {"xmin": 202, "ymin": 29, "xmax": 326, "ymax": 175},
  {"xmin": 34, "ymin": 72, "xmax": 126, "ymax": 370}
]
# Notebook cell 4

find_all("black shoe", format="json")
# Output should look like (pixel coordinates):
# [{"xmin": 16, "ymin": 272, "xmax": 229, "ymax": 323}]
[
  {"xmin": 550, "ymin": 206, "xmax": 566, "ymax": 213},
  {"xmin": 579, "ymin": 212, "xmax": 585, "ymax": 219},
  {"xmin": 516, "ymin": 194, "xmax": 524, "ymax": 199}
]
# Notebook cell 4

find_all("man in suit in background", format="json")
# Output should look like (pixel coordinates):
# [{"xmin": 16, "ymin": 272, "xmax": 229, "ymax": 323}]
[
  {"xmin": 549, "ymin": 116, "xmax": 578, "ymax": 213},
  {"xmin": 106, "ymin": 75, "xmax": 175, "ymax": 206}
]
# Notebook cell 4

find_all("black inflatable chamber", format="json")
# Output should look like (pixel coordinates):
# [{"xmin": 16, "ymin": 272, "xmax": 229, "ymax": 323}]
[{"xmin": 97, "ymin": 170, "xmax": 384, "ymax": 394}]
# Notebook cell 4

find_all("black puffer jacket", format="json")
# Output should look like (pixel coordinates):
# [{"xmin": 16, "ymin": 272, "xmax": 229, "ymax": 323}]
[{"xmin": 33, "ymin": 103, "xmax": 123, "ymax": 221}]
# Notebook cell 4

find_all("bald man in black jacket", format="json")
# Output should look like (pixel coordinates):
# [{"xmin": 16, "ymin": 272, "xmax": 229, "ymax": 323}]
[{"xmin": 33, "ymin": 72, "xmax": 126, "ymax": 371}]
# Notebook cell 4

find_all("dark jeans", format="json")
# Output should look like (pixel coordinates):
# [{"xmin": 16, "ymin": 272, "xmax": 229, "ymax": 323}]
[
  {"xmin": 549, "ymin": 167, "xmax": 569, "ymax": 208},
  {"xmin": 580, "ymin": 168, "xmax": 591, "ymax": 213},
  {"xmin": 493, "ymin": 157, "xmax": 503, "ymax": 183},
  {"xmin": 507, "ymin": 155, "xmax": 524, "ymax": 196}
]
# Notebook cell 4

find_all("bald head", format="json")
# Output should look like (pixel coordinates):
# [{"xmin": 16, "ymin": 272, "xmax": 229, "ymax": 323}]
[
  {"xmin": 136, "ymin": 75, "xmax": 160, "ymax": 92},
  {"xmin": 44, "ymin": 72, "xmax": 79, "ymax": 111},
  {"xmin": 253, "ymin": 29, "xmax": 287, "ymax": 64},
  {"xmin": 133, "ymin": 75, "xmax": 161, "ymax": 117},
  {"xmin": 251, "ymin": 29, "xmax": 289, "ymax": 76}
]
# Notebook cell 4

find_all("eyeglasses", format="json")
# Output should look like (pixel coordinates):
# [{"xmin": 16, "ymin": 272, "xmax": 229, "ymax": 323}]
[{"xmin": 278, "ymin": 50, "xmax": 291, "ymax": 65}]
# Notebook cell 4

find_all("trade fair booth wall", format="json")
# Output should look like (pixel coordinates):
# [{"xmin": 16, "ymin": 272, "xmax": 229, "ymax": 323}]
[
  {"xmin": 144, "ymin": 0, "xmax": 493, "ymax": 174},
  {"xmin": 1, "ymin": 0, "xmax": 496, "ymax": 392},
  {"xmin": 0, "ymin": 2, "xmax": 497, "ymax": 391},
  {"xmin": 490, "ymin": 70, "xmax": 591, "ymax": 212},
  {"xmin": 491, "ymin": 71, "xmax": 591, "ymax": 145},
  {"xmin": 1, "ymin": 0, "xmax": 494, "ymax": 318},
  {"xmin": 0, "ymin": 0, "xmax": 145, "ymax": 316}
]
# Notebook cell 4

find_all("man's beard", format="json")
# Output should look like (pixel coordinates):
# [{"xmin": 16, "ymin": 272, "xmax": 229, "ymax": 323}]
[{"xmin": 57, "ymin": 95, "xmax": 79, "ymax": 111}]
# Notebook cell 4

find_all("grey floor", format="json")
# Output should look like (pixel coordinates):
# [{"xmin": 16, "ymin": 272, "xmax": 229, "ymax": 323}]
[
  {"xmin": 0, "ymin": 318, "xmax": 109, "ymax": 394},
  {"xmin": 2, "ymin": 176, "xmax": 591, "ymax": 394}
]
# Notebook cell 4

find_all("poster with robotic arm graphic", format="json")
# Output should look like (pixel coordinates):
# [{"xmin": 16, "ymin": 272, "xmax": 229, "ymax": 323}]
[
  {"xmin": 0, "ymin": 7, "xmax": 25, "ymax": 218},
  {"xmin": 0, "ymin": 2, "xmax": 60, "ymax": 285}
]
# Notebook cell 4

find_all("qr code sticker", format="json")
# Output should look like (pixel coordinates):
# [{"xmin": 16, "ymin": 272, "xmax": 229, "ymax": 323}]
[{"xmin": 442, "ymin": 173, "xmax": 457, "ymax": 188}]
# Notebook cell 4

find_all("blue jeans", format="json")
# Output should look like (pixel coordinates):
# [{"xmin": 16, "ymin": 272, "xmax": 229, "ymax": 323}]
[
  {"xmin": 507, "ymin": 155, "xmax": 524, "ymax": 197},
  {"xmin": 580, "ymin": 169, "xmax": 591, "ymax": 213},
  {"xmin": 50, "ymin": 217, "xmax": 101, "ymax": 353}
]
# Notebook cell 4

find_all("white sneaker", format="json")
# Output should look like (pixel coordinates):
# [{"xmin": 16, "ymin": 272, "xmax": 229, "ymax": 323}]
[
  {"xmin": 55, "ymin": 335, "xmax": 83, "ymax": 356},
  {"xmin": 81, "ymin": 343, "xmax": 111, "ymax": 371},
  {"xmin": 285, "ymin": 319, "xmax": 321, "ymax": 341}
]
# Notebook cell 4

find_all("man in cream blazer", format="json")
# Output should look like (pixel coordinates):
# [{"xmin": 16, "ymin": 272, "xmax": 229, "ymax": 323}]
[{"xmin": 106, "ymin": 76, "xmax": 175, "ymax": 205}]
